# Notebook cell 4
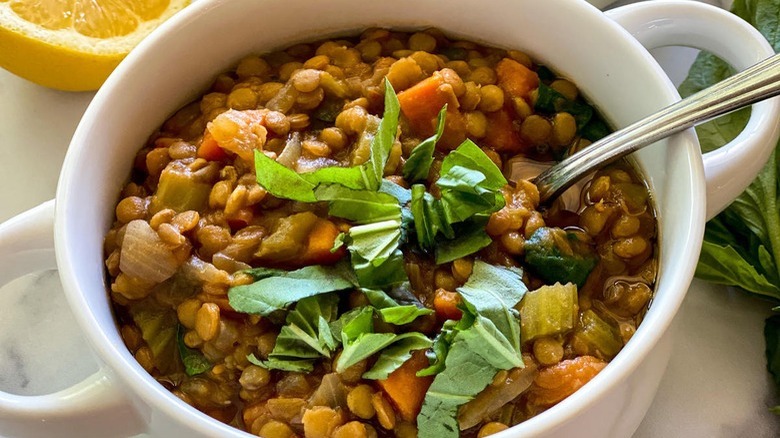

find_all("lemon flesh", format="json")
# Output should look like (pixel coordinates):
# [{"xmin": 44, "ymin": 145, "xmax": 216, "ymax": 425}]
[{"xmin": 0, "ymin": 0, "xmax": 189, "ymax": 91}]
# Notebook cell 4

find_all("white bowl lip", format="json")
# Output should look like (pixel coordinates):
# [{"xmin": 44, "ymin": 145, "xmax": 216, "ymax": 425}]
[{"xmin": 54, "ymin": 0, "xmax": 706, "ymax": 436}]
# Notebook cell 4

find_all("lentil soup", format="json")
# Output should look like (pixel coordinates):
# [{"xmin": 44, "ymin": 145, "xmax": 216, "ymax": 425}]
[{"xmin": 104, "ymin": 29, "xmax": 657, "ymax": 438}]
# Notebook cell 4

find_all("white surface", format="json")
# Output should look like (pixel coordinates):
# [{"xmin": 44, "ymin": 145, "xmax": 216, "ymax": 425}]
[{"xmin": 0, "ymin": 0, "xmax": 777, "ymax": 436}]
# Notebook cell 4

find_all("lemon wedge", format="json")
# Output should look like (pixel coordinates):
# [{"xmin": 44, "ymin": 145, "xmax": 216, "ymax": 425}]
[{"xmin": 0, "ymin": 0, "xmax": 189, "ymax": 91}]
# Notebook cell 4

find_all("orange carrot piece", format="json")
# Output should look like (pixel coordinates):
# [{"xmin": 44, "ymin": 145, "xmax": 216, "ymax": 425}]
[
  {"xmin": 483, "ymin": 106, "xmax": 526, "ymax": 153},
  {"xmin": 300, "ymin": 218, "xmax": 345, "ymax": 265},
  {"xmin": 398, "ymin": 74, "xmax": 448, "ymax": 135},
  {"xmin": 397, "ymin": 72, "xmax": 464, "ymax": 148},
  {"xmin": 433, "ymin": 288, "xmax": 462, "ymax": 321},
  {"xmin": 496, "ymin": 58, "xmax": 539, "ymax": 100},
  {"xmin": 197, "ymin": 131, "xmax": 228, "ymax": 161},
  {"xmin": 377, "ymin": 350, "xmax": 434, "ymax": 422},
  {"xmin": 526, "ymin": 356, "xmax": 607, "ymax": 408}
]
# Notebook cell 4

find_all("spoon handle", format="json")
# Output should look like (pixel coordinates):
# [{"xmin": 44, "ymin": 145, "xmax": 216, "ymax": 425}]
[{"xmin": 534, "ymin": 52, "xmax": 780, "ymax": 204}]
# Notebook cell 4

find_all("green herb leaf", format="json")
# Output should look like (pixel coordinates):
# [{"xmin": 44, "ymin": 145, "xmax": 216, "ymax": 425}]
[
  {"xmin": 352, "ymin": 248, "xmax": 408, "ymax": 288},
  {"xmin": 417, "ymin": 335, "xmax": 499, "ymax": 438},
  {"xmin": 177, "ymin": 325, "xmax": 211, "ymax": 376},
  {"xmin": 302, "ymin": 165, "xmax": 367, "ymax": 190},
  {"xmin": 337, "ymin": 333, "xmax": 397, "ymax": 373},
  {"xmin": 379, "ymin": 179, "xmax": 412, "ymax": 205},
  {"xmin": 228, "ymin": 263, "xmax": 356, "ymax": 315},
  {"xmin": 535, "ymin": 82, "xmax": 593, "ymax": 131},
  {"xmin": 365, "ymin": 80, "xmax": 401, "ymax": 190},
  {"xmin": 404, "ymin": 105, "xmax": 447, "ymax": 182},
  {"xmin": 364, "ymin": 289, "xmax": 434, "ymax": 325},
  {"xmin": 434, "ymin": 220, "xmax": 492, "ymax": 264},
  {"xmin": 315, "ymin": 184, "xmax": 402, "ymax": 224},
  {"xmin": 362, "ymin": 333, "xmax": 433, "ymax": 380},
  {"xmin": 411, "ymin": 184, "xmax": 448, "ymax": 250},
  {"xmin": 253, "ymin": 150, "xmax": 317, "ymax": 202},
  {"xmin": 456, "ymin": 261, "xmax": 527, "ymax": 352},
  {"xmin": 251, "ymin": 294, "xmax": 340, "ymax": 372},
  {"xmin": 439, "ymin": 139, "xmax": 506, "ymax": 191}
]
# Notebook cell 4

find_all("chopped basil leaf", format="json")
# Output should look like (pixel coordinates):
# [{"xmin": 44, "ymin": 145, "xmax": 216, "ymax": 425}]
[
  {"xmin": 434, "ymin": 220, "xmax": 492, "ymax": 264},
  {"xmin": 315, "ymin": 184, "xmax": 402, "ymax": 224},
  {"xmin": 250, "ymin": 294, "xmax": 340, "ymax": 372},
  {"xmin": 417, "ymin": 335, "xmax": 498, "ymax": 438},
  {"xmin": 404, "ymin": 105, "xmax": 447, "ymax": 182},
  {"xmin": 366, "ymin": 80, "xmax": 401, "ymax": 190},
  {"xmin": 228, "ymin": 263, "xmax": 356, "ymax": 315},
  {"xmin": 439, "ymin": 139, "xmax": 506, "ymax": 190},
  {"xmin": 417, "ymin": 262, "xmax": 527, "ymax": 437},
  {"xmin": 253, "ymin": 150, "xmax": 317, "ymax": 202},
  {"xmin": 177, "ymin": 325, "xmax": 211, "ymax": 376},
  {"xmin": 362, "ymin": 333, "xmax": 433, "ymax": 380},
  {"xmin": 364, "ymin": 289, "xmax": 433, "ymax": 325},
  {"xmin": 379, "ymin": 179, "xmax": 412, "ymax": 205}
]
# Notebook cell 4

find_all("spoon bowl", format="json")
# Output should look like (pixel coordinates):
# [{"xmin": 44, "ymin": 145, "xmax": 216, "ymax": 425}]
[{"xmin": 534, "ymin": 52, "xmax": 780, "ymax": 204}]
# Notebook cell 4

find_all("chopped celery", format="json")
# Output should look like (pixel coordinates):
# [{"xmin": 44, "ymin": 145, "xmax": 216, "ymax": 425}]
[
  {"xmin": 149, "ymin": 163, "xmax": 212, "ymax": 213},
  {"xmin": 574, "ymin": 309, "xmax": 623, "ymax": 359},
  {"xmin": 518, "ymin": 282, "xmax": 578, "ymax": 342},
  {"xmin": 524, "ymin": 227, "xmax": 597, "ymax": 287},
  {"xmin": 129, "ymin": 299, "xmax": 180, "ymax": 374}
]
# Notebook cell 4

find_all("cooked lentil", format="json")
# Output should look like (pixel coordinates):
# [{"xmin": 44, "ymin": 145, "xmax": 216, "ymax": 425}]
[{"xmin": 106, "ymin": 29, "xmax": 657, "ymax": 437}]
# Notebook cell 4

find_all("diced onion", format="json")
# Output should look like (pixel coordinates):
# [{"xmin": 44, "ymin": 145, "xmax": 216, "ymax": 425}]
[
  {"xmin": 119, "ymin": 220, "xmax": 179, "ymax": 283},
  {"xmin": 277, "ymin": 131, "xmax": 302, "ymax": 169},
  {"xmin": 458, "ymin": 361, "xmax": 539, "ymax": 430},
  {"xmin": 307, "ymin": 373, "xmax": 347, "ymax": 409},
  {"xmin": 504, "ymin": 156, "xmax": 585, "ymax": 211}
]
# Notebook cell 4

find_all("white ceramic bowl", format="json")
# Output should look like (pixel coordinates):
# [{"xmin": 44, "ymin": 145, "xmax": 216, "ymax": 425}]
[{"xmin": 0, "ymin": 0, "xmax": 777, "ymax": 437}]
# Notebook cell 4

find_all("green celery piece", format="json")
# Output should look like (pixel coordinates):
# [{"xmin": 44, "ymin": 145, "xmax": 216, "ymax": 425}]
[
  {"xmin": 227, "ymin": 263, "xmax": 356, "ymax": 315},
  {"xmin": 574, "ymin": 309, "xmax": 623, "ymax": 359},
  {"xmin": 518, "ymin": 283, "xmax": 578, "ymax": 342},
  {"xmin": 524, "ymin": 227, "xmax": 597, "ymax": 287},
  {"xmin": 177, "ymin": 325, "xmax": 211, "ymax": 376},
  {"xmin": 150, "ymin": 168, "xmax": 211, "ymax": 213},
  {"xmin": 314, "ymin": 184, "xmax": 402, "ymax": 224},
  {"xmin": 362, "ymin": 333, "xmax": 433, "ymax": 380},
  {"xmin": 404, "ymin": 105, "xmax": 447, "ymax": 182},
  {"xmin": 129, "ymin": 300, "xmax": 179, "ymax": 374}
]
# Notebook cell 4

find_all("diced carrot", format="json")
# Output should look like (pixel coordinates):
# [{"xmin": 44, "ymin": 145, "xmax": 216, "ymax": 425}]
[
  {"xmin": 496, "ymin": 58, "xmax": 539, "ymax": 100},
  {"xmin": 483, "ymin": 106, "xmax": 526, "ymax": 153},
  {"xmin": 433, "ymin": 288, "xmax": 462, "ymax": 321},
  {"xmin": 377, "ymin": 350, "xmax": 434, "ymax": 422},
  {"xmin": 526, "ymin": 356, "xmax": 607, "ymax": 408},
  {"xmin": 300, "ymin": 218, "xmax": 345, "ymax": 265},
  {"xmin": 197, "ymin": 130, "xmax": 228, "ymax": 161},
  {"xmin": 397, "ymin": 72, "xmax": 464, "ymax": 148}
]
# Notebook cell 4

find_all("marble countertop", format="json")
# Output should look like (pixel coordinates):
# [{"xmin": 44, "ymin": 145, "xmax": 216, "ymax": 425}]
[{"xmin": 0, "ymin": 1, "xmax": 778, "ymax": 436}]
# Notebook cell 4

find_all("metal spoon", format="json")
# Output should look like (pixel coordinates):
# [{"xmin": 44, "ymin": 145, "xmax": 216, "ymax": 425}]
[{"xmin": 533, "ymin": 52, "xmax": 780, "ymax": 204}]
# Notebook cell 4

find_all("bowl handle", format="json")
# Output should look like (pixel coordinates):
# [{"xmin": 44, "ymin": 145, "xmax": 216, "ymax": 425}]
[
  {"xmin": 0, "ymin": 200, "xmax": 144, "ymax": 437},
  {"xmin": 606, "ymin": 0, "xmax": 780, "ymax": 220}
]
